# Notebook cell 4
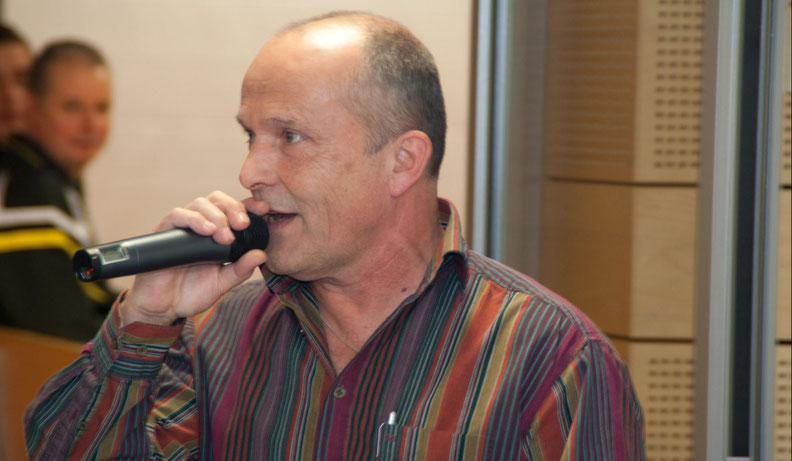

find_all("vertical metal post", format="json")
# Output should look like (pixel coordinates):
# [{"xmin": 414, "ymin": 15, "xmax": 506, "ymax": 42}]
[
  {"xmin": 488, "ymin": 0, "xmax": 512, "ymax": 261},
  {"xmin": 472, "ymin": 0, "xmax": 512, "ymax": 260},
  {"xmin": 695, "ymin": 0, "xmax": 743, "ymax": 459},
  {"xmin": 472, "ymin": 0, "xmax": 495, "ymax": 255},
  {"xmin": 752, "ymin": 0, "xmax": 784, "ymax": 457}
]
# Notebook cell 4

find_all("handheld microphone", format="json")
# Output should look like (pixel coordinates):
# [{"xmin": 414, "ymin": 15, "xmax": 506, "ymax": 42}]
[{"xmin": 73, "ymin": 212, "xmax": 268, "ymax": 282}]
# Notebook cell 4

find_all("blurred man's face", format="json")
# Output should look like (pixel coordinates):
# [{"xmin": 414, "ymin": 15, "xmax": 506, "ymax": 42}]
[
  {"xmin": 28, "ymin": 60, "xmax": 111, "ymax": 179},
  {"xmin": 0, "ymin": 42, "xmax": 32, "ymax": 139}
]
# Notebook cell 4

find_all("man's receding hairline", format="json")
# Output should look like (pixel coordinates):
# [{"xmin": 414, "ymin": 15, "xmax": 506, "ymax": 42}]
[{"xmin": 277, "ymin": 11, "xmax": 401, "ymax": 39}]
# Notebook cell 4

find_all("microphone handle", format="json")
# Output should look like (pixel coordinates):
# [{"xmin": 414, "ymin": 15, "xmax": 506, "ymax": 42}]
[{"xmin": 74, "ymin": 229, "xmax": 232, "ymax": 281}]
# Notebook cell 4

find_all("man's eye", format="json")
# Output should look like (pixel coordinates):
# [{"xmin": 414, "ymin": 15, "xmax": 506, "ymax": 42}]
[
  {"xmin": 62, "ymin": 101, "xmax": 83, "ymax": 113},
  {"xmin": 14, "ymin": 71, "xmax": 27, "ymax": 86},
  {"xmin": 284, "ymin": 130, "xmax": 305, "ymax": 144}
]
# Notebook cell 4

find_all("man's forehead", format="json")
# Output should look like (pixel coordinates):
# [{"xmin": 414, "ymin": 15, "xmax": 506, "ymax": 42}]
[
  {"xmin": 243, "ymin": 32, "xmax": 361, "ymax": 90},
  {"xmin": 252, "ymin": 20, "xmax": 366, "ymax": 67},
  {"xmin": 0, "ymin": 42, "xmax": 31, "ymax": 65},
  {"xmin": 298, "ymin": 22, "xmax": 366, "ymax": 51},
  {"xmin": 45, "ymin": 61, "xmax": 109, "ymax": 86}
]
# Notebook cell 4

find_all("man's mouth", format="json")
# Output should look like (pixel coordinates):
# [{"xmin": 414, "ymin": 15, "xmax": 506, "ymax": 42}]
[
  {"xmin": 72, "ymin": 137, "xmax": 103, "ymax": 151},
  {"xmin": 265, "ymin": 213, "xmax": 296, "ymax": 224}
]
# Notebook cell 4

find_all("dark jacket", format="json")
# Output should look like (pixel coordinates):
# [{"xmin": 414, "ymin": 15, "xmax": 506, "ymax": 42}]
[{"xmin": 0, "ymin": 135, "xmax": 114, "ymax": 342}]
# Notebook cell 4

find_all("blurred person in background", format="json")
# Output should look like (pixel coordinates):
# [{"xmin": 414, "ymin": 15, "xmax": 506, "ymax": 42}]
[
  {"xmin": 0, "ymin": 40, "xmax": 116, "ymax": 342},
  {"xmin": 0, "ymin": 23, "xmax": 32, "ymax": 141}
]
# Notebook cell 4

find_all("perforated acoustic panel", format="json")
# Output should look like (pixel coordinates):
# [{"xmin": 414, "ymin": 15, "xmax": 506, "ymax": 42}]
[
  {"xmin": 612, "ymin": 340, "xmax": 792, "ymax": 461},
  {"xmin": 613, "ymin": 342, "xmax": 791, "ymax": 461},
  {"xmin": 776, "ymin": 345, "xmax": 791, "ymax": 461},
  {"xmin": 545, "ymin": 0, "xmax": 704, "ymax": 183},
  {"xmin": 612, "ymin": 341, "xmax": 694, "ymax": 460},
  {"xmin": 544, "ymin": 0, "xmax": 638, "ymax": 182},
  {"xmin": 779, "ymin": 189, "xmax": 791, "ymax": 341},
  {"xmin": 635, "ymin": 0, "xmax": 704, "ymax": 181}
]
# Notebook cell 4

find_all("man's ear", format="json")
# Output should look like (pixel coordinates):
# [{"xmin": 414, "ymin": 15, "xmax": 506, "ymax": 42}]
[{"xmin": 389, "ymin": 130, "xmax": 433, "ymax": 197}]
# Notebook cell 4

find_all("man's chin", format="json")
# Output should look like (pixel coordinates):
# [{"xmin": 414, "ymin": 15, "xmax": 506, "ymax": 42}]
[
  {"xmin": 262, "ymin": 258, "xmax": 289, "ymax": 277},
  {"xmin": 263, "ymin": 258, "xmax": 315, "ymax": 283}
]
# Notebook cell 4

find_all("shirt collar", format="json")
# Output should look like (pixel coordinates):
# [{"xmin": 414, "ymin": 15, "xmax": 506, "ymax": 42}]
[
  {"xmin": 3, "ymin": 135, "xmax": 81, "ymax": 189},
  {"xmin": 263, "ymin": 197, "xmax": 470, "ymax": 296},
  {"xmin": 425, "ymin": 198, "xmax": 469, "ymax": 286}
]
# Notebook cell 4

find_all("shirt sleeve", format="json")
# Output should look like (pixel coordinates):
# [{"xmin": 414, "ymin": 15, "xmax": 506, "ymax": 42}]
[
  {"xmin": 524, "ymin": 339, "xmax": 646, "ymax": 460},
  {"xmin": 24, "ymin": 298, "xmax": 200, "ymax": 460}
]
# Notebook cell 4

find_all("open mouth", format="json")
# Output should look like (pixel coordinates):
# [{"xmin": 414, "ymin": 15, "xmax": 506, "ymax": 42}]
[{"xmin": 264, "ymin": 213, "xmax": 296, "ymax": 224}]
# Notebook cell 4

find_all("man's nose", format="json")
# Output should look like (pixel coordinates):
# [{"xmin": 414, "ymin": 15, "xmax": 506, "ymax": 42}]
[
  {"xmin": 82, "ymin": 110, "xmax": 106, "ymax": 133},
  {"xmin": 239, "ymin": 146, "xmax": 278, "ymax": 190}
]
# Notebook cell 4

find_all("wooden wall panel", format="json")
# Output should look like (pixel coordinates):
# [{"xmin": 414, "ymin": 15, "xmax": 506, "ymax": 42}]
[
  {"xmin": 544, "ymin": 0, "xmax": 638, "ymax": 182},
  {"xmin": 612, "ymin": 340, "xmax": 694, "ymax": 461},
  {"xmin": 0, "ymin": 327, "xmax": 83, "ymax": 461},
  {"xmin": 775, "ymin": 345, "xmax": 791, "ymax": 461},
  {"xmin": 783, "ymin": 90, "xmax": 791, "ymax": 186},
  {"xmin": 545, "ymin": 0, "xmax": 704, "ymax": 183},
  {"xmin": 612, "ymin": 342, "xmax": 792, "ymax": 461},
  {"xmin": 541, "ymin": 180, "xmax": 695, "ymax": 339},
  {"xmin": 546, "ymin": 0, "xmax": 787, "ymax": 184},
  {"xmin": 634, "ymin": 0, "xmax": 704, "ymax": 182},
  {"xmin": 778, "ymin": 189, "xmax": 791, "ymax": 341}
]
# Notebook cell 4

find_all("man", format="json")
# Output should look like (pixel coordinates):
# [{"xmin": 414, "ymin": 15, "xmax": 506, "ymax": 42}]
[
  {"xmin": 0, "ymin": 23, "xmax": 32, "ymax": 141},
  {"xmin": 26, "ymin": 13, "xmax": 645, "ymax": 459},
  {"xmin": 0, "ymin": 41, "xmax": 115, "ymax": 341}
]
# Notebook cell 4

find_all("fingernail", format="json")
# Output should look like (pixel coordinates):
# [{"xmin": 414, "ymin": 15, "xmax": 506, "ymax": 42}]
[
  {"xmin": 204, "ymin": 221, "xmax": 216, "ymax": 232},
  {"xmin": 225, "ymin": 228, "xmax": 235, "ymax": 242},
  {"xmin": 238, "ymin": 212, "xmax": 249, "ymax": 224}
]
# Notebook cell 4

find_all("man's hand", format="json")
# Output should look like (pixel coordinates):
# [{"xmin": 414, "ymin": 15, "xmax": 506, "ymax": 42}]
[{"xmin": 119, "ymin": 191, "xmax": 269, "ymax": 327}]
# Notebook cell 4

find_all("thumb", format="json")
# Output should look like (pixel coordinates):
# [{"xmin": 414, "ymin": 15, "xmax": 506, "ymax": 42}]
[{"xmin": 217, "ymin": 250, "xmax": 268, "ymax": 292}]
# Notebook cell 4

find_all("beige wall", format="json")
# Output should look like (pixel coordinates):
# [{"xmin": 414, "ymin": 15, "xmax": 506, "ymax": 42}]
[{"xmin": 4, "ymin": 0, "xmax": 474, "ymax": 288}]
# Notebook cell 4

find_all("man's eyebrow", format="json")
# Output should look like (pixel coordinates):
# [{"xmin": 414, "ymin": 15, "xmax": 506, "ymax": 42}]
[
  {"xmin": 270, "ymin": 117, "xmax": 298, "ymax": 127},
  {"xmin": 235, "ymin": 116, "xmax": 299, "ymax": 130}
]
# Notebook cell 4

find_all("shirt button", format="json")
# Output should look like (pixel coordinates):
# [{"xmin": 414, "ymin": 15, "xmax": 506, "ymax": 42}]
[
  {"xmin": 333, "ymin": 386, "xmax": 347, "ymax": 399},
  {"xmin": 136, "ymin": 345, "xmax": 148, "ymax": 356}
]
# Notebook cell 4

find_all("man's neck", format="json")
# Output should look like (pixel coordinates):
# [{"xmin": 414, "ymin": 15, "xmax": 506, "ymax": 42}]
[{"xmin": 308, "ymin": 196, "xmax": 444, "ymax": 368}]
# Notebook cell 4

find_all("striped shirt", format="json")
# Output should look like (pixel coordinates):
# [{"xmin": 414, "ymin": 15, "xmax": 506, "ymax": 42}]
[{"xmin": 25, "ymin": 199, "xmax": 645, "ymax": 460}]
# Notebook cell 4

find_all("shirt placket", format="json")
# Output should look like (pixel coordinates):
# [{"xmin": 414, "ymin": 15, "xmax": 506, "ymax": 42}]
[{"xmin": 320, "ymin": 364, "xmax": 364, "ymax": 459}]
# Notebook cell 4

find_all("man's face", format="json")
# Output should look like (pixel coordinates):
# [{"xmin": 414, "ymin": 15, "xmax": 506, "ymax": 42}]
[
  {"xmin": 28, "ymin": 60, "xmax": 111, "ymax": 178},
  {"xmin": 237, "ymin": 26, "xmax": 393, "ymax": 281},
  {"xmin": 0, "ymin": 42, "xmax": 32, "ymax": 139}
]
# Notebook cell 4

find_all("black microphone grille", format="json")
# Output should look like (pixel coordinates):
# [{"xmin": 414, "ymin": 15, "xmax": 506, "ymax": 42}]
[{"xmin": 228, "ymin": 212, "xmax": 269, "ymax": 262}]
